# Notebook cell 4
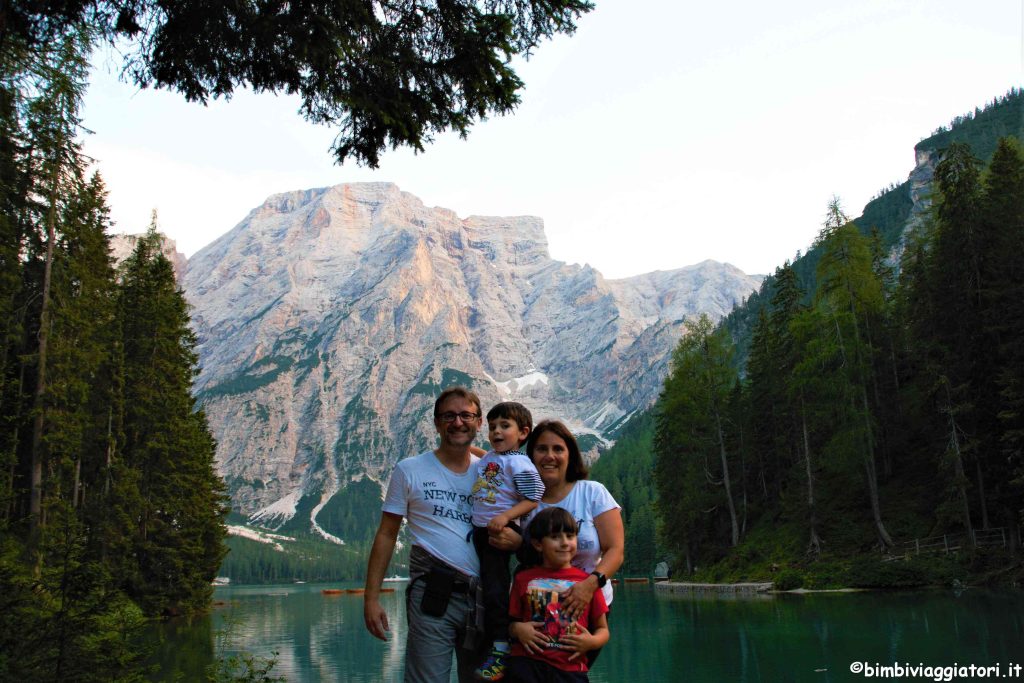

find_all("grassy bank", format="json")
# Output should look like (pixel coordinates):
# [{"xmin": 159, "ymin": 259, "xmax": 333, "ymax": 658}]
[{"xmin": 678, "ymin": 517, "xmax": 1023, "ymax": 590}]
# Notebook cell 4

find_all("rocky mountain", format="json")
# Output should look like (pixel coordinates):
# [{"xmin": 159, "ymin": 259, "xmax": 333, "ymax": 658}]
[
  {"xmin": 177, "ymin": 182, "xmax": 761, "ymax": 539},
  {"xmin": 109, "ymin": 232, "xmax": 188, "ymax": 281}
]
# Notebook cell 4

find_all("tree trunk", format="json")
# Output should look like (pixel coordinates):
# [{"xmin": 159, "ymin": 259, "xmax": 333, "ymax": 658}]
[
  {"xmin": 859, "ymin": 383, "xmax": 893, "ymax": 549},
  {"xmin": 862, "ymin": 313, "xmax": 892, "ymax": 478},
  {"xmin": 714, "ymin": 409, "xmax": 740, "ymax": 547},
  {"xmin": 862, "ymin": 451, "xmax": 893, "ymax": 549},
  {"xmin": 830, "ymin": 303, "xmax": 893, "ymax": 550},
  {"xmin": 72, "ymin": 456, "xmax": 81, "ymax": 508},
  {"xmin": 800, "ymin": 397, "xmax": 822, "ymax": 555},
  {"xmin": 738, "ymin": 417, "xmax": 748, "ymax": 538},
  {"xmin": 104, "ymin": 407, "xmax": 113, "ymax": 497},
  {"xmin": 974, "ymin": 459, "xmax": 990, "ymax": 530},
  {"xmin": 4, "ymin": 364, "xmax": 26, "ymax": 522},
  {"xmin": 29, "ymin": 160, "xmax": 61, "ymax": 541},
  {"xmin": 943, "ymin": 381, "xmax": 975, "ymax": 546},
  {"xmin": 889, "ymin": 343, "xmax": 902, "ymax": 409}
]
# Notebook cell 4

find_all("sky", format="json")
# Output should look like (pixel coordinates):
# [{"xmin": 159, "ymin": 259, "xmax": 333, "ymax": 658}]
[{"xmin": 80, "ymin": 0, "xmax": 1023, "ymax": 279}]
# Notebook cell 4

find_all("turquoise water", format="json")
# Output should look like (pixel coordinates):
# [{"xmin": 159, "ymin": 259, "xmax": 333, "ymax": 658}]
[{"xmin": 150, "ymin": 583, "xmax": 1024, "ymax": 682}]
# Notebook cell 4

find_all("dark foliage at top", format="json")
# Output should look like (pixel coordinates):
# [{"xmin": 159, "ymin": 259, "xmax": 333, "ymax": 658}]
[{"xmin": 1, "ymin": 0, "xmax": 592, "ymax": 167}]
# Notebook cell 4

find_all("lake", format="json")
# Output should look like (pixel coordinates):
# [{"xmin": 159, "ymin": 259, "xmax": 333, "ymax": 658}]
[{"xmin": 149, "ymin": 582, "xmax": 1024, "ymax": 681}]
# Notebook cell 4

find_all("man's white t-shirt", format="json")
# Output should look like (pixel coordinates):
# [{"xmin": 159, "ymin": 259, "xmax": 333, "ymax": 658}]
[
  {"xmin": 531, "ymin": 479, "xmax": 620, "ymax": 605},
  {"xmin": 382, "ymin": 450, "xmax": 480, "ymax": 577}
]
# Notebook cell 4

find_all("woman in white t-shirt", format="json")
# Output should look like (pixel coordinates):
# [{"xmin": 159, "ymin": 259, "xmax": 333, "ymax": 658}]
[{"xmin": 517, "ymin": 420, "xmax": 624, "ymax": 616}]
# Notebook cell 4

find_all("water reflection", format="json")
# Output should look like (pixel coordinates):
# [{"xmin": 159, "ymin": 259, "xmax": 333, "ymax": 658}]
[
  {"xmin": 150, "ymin": 584, "xmax": 1024, "ymax": 682},
  {"xmin": 222, "ymin": 585, "xmax": 409, "ymax": 682},
  {"xmin": 590, "ymin": 588, "xmax": 1024, "ymax": 683}
]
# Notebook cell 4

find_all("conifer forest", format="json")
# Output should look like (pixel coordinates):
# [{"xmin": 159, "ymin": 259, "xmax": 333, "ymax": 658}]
[
  {"xmin": 0, "ymin": 28, "xmax": 227, "ymax": 681},
  {"xmin": 595, "ymin": 94, "xmax": 1024, "ymax": 587}
]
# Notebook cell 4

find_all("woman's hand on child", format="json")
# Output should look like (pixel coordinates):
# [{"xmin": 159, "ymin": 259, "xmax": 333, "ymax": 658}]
[
  {"xmin": 487, "ymin": 525, "xmax": 523, "ymax": 551},
  {"xmin": 563, "ymin": 625, "xmax": 597, "ymax": 660},
  {"xmin": 510, "ymin": 621, "xmax": 550, "ymax": 654},
  {"xmin": 560, "ymin": 576, "xmax": 598, "ymax": 620}
]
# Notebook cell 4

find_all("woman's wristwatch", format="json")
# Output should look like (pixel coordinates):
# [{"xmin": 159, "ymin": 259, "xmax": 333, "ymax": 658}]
[{"xmin": 590, "ymin": 570, "xmax": 607, "ymax": 588}]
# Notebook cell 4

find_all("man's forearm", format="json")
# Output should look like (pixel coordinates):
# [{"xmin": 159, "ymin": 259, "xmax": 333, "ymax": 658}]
[{"xmin": 365, "ymin": 516, "xmax": 400, "ymax": 598}]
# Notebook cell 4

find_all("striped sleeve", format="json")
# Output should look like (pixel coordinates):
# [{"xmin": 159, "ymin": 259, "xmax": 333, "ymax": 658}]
[{"xmin": 513, "ymin": 467, "xmax": 544, "ymax": 502}]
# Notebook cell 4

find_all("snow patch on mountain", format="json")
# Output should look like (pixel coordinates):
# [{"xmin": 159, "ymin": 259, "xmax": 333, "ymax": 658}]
[
  {"xmin": 495, "ymin": 371, "xmax": 550, "ymax": 397},
  {"xmin": 250, "ymin": 491, "xmax": 301, "ymax": 527},
  {"xmin": 226, "ymin": 525, "xmax": 296, "ymax": 551}
]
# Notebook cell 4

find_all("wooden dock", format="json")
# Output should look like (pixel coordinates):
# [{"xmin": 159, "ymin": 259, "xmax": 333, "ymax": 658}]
[{"xmin": 654, "ymin": 581, "xmax": 774, "ymax": 594}]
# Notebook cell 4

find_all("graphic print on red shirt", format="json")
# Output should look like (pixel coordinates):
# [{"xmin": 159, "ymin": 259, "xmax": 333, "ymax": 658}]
[{"xmin": 508, "ymin": 566, "xmax": 608, "ymax": 672}]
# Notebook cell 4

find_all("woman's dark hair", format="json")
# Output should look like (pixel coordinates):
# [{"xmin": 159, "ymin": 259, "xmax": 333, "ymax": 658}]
[
  {"xmin": 526, "ymin": 419, "xmax": 589, "ymax": 482},
  {"xmin": 527, "ymin": 506, "xmax": 578, "ymax": 540}
]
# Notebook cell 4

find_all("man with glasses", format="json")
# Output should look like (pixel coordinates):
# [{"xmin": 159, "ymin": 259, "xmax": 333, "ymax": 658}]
[{"xmin": 364, "ymin": 386, "xmax": 487, "ymax": 682}]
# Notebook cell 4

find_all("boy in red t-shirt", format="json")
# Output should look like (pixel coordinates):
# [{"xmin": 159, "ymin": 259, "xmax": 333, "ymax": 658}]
[{"xmin": 507, "ymin": 507, "xmax": 610, "ymax": 682}]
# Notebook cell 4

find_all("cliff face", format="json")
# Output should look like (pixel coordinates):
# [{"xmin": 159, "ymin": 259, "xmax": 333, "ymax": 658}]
[
  {"xmin": 180, "ymin": 183, "xmax": 762, "ymax": 534},
  {"xmin": 108, "ymin": 232, "xmax": 188, "ymax": 281},
  {"xmin": 888, "ymin": 147, "xmax": 938, "ymax": 265}
]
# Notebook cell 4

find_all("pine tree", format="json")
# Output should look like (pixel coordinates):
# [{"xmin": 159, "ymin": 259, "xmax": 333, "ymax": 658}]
[
  {"xmin": 815, "ymin": 211, "xmax": 894, "ymax": 550},
  {"xmin": 0, "ymin": 35, "xmax": 31, "ymax": 525},
  {"xmin": 766, "ymin": 262, "xmax": 824, "ymax": 554},
  {"xmin": 43, "ymin": 174, "xmax": 118, "ymax": 510},
  {"xmin": 656, "ymin": 314, "xmax": 741, "ymax": 554},
  {"xmin": 0, "ymin": 65, "xmax": 147, "ymax": 676},
  {"xmin": 979, "ymin": 138, "xmax": 1024, "ymax": 540},
  {"xmin": 913, "ymin": 143, "xmax": 994, "ymax": 538},
  {"xmin": 22, "ymin": 25, "xmax": 92, "ymax": 543},
  {"xmin": 118, "ymin": 223, "xmax": 227, "ymax": 615},
  {"xmin": 946, "ymin": 143, "xmax": 1003, "ymax": 531},
  {"xmin": 745, "ymin": 308, "xmax": 779, "ymax": 503},
  {"xmin": 895, "ymin": 144, "xmax": 987, "ymax": 542}
]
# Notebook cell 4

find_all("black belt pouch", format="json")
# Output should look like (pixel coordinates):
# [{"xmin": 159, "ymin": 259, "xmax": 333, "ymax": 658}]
[{"xmin": 420, "ymin": 564, "xmax": 457, "ymax": 617}]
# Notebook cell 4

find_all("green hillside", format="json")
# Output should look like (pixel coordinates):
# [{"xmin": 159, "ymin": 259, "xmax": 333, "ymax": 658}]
[
  {"xmin": 596, "ymin": 90, "xmax": 1024, "ymax": 586},
  {"xmin": 589, "ymin": 411, "xmax": 659, "ymax": 575},
  {"xmin": 917, "ymin": 89, "xmax": 1024, "ymax": 161},
  {"xmin": 723, "ymin": 88, "xmax": 1024, "ymax": 370}
]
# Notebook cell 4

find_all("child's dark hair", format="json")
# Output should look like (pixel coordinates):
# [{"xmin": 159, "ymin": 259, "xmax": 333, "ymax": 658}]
[
  {"xmin": 486, "ymin": 401, "xmax": 533, "ymax": 432},
  {"xmin": 527, "ymin": 507, "xmax": 578, "ymax": 540}
]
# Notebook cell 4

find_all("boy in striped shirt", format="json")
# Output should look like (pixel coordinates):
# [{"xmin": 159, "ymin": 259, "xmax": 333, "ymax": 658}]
[{"xmin": 470, "ymin": 402, "xmax": 544, "ymax": 681}]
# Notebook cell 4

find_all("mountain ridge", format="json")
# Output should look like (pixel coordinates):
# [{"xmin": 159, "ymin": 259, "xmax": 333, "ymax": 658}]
[{"xmin": 118, "ymin": 182, "xmax": 763, "ymax": 541}]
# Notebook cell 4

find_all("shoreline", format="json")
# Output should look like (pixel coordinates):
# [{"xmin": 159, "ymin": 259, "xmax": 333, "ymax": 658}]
[
  {"xmin": 654, "ymin": 581, "xmax": 773, "ymax": 594},
  {"xmin": 654, "ymin": 581, "xmax": 867, "ymax": 594}
]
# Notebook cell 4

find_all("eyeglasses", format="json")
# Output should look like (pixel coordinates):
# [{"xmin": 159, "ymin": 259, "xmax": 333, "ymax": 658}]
[{"xmin": 436, "ymin": 411, "xmax": 480, "ymax": 423}]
